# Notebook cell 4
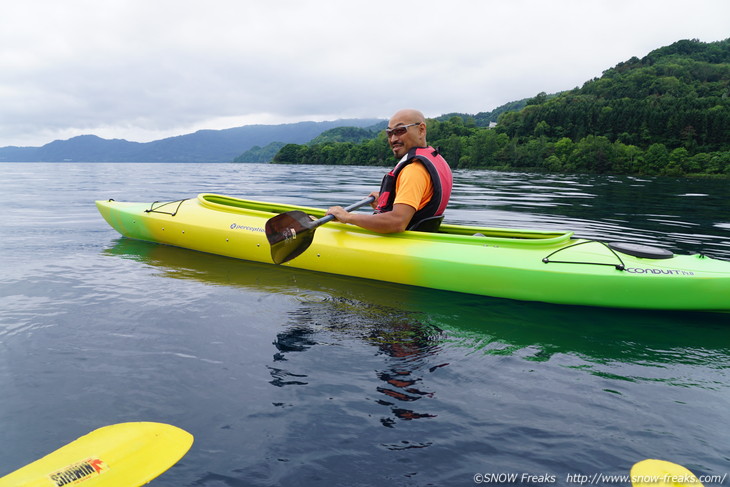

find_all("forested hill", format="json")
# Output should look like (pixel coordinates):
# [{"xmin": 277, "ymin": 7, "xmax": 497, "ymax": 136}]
[
  {"xmin": 497, "ymin": 39, "xmax": 730, "ymax": 159},
  {"xmin": 271, "ymin": 39, "xmax": 730, "ymax": 177}
]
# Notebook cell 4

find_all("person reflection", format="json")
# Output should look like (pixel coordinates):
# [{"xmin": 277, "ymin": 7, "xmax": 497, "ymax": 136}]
[
  {"xmin": 269, "ymin": 300, "xmax": 447, "ymax": 427},
  {"xmin": 367, "ymin": 320, "xmax": 445, "ymax": 426}
]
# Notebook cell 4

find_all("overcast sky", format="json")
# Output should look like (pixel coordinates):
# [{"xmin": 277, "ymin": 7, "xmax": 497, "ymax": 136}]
[{"xmin": 1, "ymin": 0, "xmax": 728, "ymax": 148}]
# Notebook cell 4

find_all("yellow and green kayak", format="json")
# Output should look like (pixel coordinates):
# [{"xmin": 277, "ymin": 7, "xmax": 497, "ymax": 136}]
[{"xmin": 96, "ymin": 193, "xmax": 730, "ymax": 312}]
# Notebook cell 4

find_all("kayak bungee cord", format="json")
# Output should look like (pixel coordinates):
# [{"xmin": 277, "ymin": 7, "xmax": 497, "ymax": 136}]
[
  {"xmin": 144, "ymin": 199, "xmax": 189, "ymax": 217},
  {"xmin": 542, "ymin": 240, "xmax": 628, "ymax": 270}
]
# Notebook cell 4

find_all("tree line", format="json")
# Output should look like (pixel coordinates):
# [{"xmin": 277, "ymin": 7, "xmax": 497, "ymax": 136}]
[{"xmin": 269, "ymin": 39, "xmax": 730, "ymax": 177}]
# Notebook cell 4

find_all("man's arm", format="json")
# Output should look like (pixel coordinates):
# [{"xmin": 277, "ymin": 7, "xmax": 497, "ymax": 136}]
[{"xmin": 326, "ymin": 203, "xmax": 415, "ymax": 233}]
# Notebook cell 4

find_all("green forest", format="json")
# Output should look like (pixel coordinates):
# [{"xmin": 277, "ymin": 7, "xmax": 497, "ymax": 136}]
[{"xmin": 258, "ymin": 39, "xmax": 730, "ymax": 177}]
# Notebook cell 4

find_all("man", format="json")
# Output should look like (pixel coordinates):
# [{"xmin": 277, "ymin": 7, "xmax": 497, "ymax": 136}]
[{"xmin": 326, "ymin": 109, "xmax": 452, "ymax": 233}]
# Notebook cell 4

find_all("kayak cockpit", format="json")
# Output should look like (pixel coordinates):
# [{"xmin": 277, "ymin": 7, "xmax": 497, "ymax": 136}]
[{"xmin": 197, "ymin": 193, "xmax": 574, "ymax": 246}]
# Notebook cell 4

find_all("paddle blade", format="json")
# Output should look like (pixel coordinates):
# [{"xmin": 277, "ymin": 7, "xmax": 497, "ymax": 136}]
[
  {"xmin": 631, "ymin": 459, "xmax": 704, "ymax": 487},
  {"xmin": 265, "ymin": 197, "xmax": 373, "ymax": 264},
  {"xmin": 266, "ymin": 210, "xmax": 316, "ymax": 264},
  {"xmin": 0, "ymin": 422, "xmax": 193, "ymax": 487}
]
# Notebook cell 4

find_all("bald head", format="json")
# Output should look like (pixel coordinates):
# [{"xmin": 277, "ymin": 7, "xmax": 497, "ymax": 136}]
[{"xmin": 390, "ymin": 109, "xmax": 426, "ymax": 125}]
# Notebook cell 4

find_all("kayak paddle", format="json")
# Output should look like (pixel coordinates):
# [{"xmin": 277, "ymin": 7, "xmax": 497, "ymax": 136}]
[
  {"xmin": 0, "ymin": 422, "xmax": 193, "ymax": 487},
  {"xmin": 631, "ymin": 459, "xmax": 704, "ymax": 487},
  {"xmin": 265, "ymin": 196, "xmax": 375, "ymax": 264}
]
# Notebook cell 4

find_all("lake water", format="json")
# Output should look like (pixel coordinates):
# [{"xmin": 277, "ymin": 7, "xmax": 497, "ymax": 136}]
[{"xmin": 1, "ymin": 162, "xmax": 728, "ymax": 486}]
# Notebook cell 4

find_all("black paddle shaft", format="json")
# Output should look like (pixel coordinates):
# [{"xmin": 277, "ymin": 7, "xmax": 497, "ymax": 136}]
[{"xmin": 265, "ymin": 196, "xmax": 375, "ymax": 264}]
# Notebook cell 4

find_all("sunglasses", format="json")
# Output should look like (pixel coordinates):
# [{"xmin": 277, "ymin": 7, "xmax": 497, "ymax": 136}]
[{"xmin": 385, "ymin": 122, "xmax": 421, "ymax": 137}]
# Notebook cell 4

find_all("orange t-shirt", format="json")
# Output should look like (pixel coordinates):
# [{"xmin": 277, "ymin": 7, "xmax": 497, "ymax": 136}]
[{"xmin": 394, "ymin": 162, "xmax": 433, "ymax": 211}]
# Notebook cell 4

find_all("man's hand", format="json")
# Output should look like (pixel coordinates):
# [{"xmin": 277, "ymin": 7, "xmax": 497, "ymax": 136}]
[
  {"xmin": 367, "ymin": 191, "xmax": 380, "ymax": 209},
  {"xmin": 326, "ymin": 205, "xmax": 349, "ymax": 223}
]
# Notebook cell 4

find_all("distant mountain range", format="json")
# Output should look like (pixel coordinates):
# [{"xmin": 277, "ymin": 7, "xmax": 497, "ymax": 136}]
[{"xmin": 0, "ymin": 119, "xmax": 384, "ymax": 163}]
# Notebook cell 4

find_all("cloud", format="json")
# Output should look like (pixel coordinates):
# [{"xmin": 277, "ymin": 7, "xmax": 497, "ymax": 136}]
[{"xmin": 1, "ymin": 0, "xmax": 728, "ymax": 147}]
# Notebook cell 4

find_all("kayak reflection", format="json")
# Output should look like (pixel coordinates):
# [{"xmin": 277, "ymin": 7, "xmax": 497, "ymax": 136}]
[{"xmin": 104, "ymin": 238, "xmax": 730, "ymax": 383}]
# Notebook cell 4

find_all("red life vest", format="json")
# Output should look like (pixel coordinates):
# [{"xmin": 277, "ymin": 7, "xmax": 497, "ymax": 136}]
[{"xmin": 374, "ymin": 146, "xmax": 453, "ymax": 228}]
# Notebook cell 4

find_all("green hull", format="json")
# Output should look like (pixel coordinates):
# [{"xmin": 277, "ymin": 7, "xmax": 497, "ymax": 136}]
[{"xmin": 96, "ymin": 193, "xmax": 730, "ymax": 312}]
